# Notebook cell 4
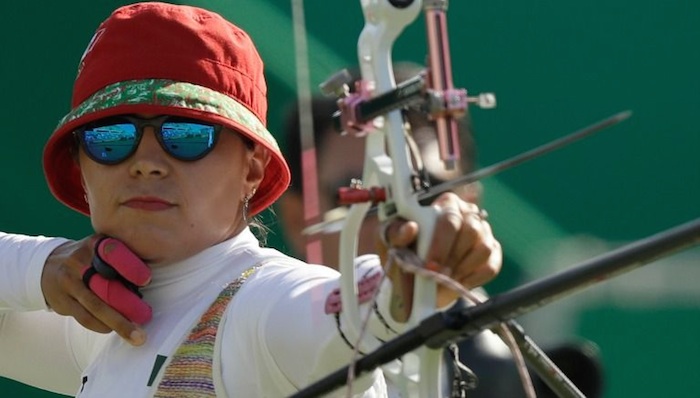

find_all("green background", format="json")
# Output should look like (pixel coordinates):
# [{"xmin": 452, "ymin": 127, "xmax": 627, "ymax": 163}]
[{"xmin": 1, "ymin": 1, "xmax": 698, "ymax": 397}]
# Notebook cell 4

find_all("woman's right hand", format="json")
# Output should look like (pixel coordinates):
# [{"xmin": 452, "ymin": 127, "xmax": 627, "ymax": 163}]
[{"xmin": 41, "ymin": 236, "xmax": 149, "ymax": 346}]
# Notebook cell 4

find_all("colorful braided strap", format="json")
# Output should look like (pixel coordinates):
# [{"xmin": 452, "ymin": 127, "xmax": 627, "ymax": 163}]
[{"xmin": 154, "ymin": 265, "xmax": 261, "ymax": 397}]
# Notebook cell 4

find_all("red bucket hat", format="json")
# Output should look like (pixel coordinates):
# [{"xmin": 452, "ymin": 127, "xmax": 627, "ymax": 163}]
[{"xmin": 43, "ymin": 2, "xmax": 290, "ymax": 217}]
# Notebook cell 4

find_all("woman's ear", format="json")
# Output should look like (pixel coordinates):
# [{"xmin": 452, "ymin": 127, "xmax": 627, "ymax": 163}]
[{"xmin": 244, "ymin": 144, "xmax": 270, "ymax": 192}]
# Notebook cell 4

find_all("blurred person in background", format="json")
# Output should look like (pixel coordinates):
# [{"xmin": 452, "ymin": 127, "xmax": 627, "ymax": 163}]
[{"xmin": 277, "ymin": 63, "xmax": 604, "ymax": 397}]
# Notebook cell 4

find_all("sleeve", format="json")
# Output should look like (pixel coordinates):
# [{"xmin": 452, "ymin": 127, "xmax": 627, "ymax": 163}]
[
  {"xmin": 0, "ymin": 233, "xmax": 93, "ymax": 395},
  {"xmin": 221, "ymin": 256, "xmax": 398, "ymax": 397},
  {"xmin": 0, "ymin": 311, "xmax": 92, "ymax": 396},
  {"xmin": 0, "ymin": 232, "xmax": 70, "ymax": 311}
]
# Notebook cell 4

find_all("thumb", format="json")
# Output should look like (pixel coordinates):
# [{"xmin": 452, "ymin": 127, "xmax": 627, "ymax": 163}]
[{"xmin": 382, "ymin": 219, "xmax": 419, "ymax": 248}]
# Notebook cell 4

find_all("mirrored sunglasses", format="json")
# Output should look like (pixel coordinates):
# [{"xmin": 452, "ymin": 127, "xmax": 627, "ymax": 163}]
[{"xmin": 74, "ymin": 115, "xmax": 221, "ymax": 164}]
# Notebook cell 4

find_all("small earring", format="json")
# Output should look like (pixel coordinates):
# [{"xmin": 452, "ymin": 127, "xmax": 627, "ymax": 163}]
[{"xmin": 242, "ymin": 188, "xmax": 257, "ymax": 224}]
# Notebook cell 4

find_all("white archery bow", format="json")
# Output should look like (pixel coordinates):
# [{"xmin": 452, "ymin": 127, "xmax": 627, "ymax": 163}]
[
  {"xmin": 336, "ymin": 1, "xmax": 447, "ymax": 396},
  {"xmin": 292, "ymin": 0, "xmax": 494, "ymax": 396}
]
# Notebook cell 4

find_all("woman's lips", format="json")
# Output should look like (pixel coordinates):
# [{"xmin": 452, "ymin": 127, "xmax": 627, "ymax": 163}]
[{"xmin": 123, "ymin": 197, "xmax": 174, "ymax": 211}]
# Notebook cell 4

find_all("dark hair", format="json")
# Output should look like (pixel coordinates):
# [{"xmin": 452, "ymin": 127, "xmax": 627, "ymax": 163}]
[{"xmin": 282, "ymin": 97, "xmax": 341, "ymax": 194}]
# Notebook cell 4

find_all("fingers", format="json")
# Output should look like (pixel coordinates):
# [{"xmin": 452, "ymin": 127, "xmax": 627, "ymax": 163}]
[
  {"xmin": 378, "ymin": 191, "xmax": 502, "ymax": 290},
  {"xmin": 438, "ymin": 207, "xmax": 496, "ymax": 266},
  {"xmin": 86, "ymin": 273, "xmax": 153, "ymax": 325},
  {"xmin": 69, "ymin": 278, "xmax": 147, "ymax": 344},
  {"xmin": 88, "ymin": 238, "xmax": 153, "ymax": 328},
  {"xmin": 95, "ymin": 238, "xmax": 151, "ymax": 286},
  {"xmin": 49, "ymin": 283, "xmax": 112, "ymax": 334},
  {"xmin": 42, "ymin": 237, "xmax": 148, "ymax": 346},
  {"xmin": 84, "ymin": 237, "xmax": 153, "ymax": 326},
  {"xmin": 48, "ymin": 264, "xmax": 147, "ymax": 345},
  {"xmin": 449, "ymin": 235, "xmax": 501, "ymax": 288},
  {"xmin": 77, "ymin": 274, "xmax": 148, "ymax": 345}
]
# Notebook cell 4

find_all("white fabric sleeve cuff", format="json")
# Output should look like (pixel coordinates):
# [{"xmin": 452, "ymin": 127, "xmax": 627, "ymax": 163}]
[{"xmin": 0, "ymin": 232, "xmax": 70, "ymax": 311}]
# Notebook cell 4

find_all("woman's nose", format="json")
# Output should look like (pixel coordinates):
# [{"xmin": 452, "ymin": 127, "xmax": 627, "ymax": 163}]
[{"xmin": 128, "ymin": 127, "xmax": 170, "ymax": 177}]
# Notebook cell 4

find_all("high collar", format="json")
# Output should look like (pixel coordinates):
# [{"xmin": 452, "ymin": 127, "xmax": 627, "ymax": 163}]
[{"xmin": 141, "ymin": 228, "xmax": 261, "ymax": 311}]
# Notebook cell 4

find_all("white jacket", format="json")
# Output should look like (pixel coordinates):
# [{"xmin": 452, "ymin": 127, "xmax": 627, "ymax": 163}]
[{"xmin": 0, "ymin": 230, "xmax": 402, "ymax": 397}]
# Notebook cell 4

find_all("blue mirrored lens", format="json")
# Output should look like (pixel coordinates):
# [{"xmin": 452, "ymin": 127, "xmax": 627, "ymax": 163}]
[
  {"xmin": 161, "ymin": 122, "xmax": 216, "ymax": 160},
  {"xmin": 83, "ymin": 123, "xmax": 138, "ymax": 163}
]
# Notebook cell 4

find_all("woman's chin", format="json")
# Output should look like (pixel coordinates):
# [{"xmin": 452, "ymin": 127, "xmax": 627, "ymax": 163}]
[{"xmin": 105, "ymin": 234, "xmax": 177, "ymax": 265}]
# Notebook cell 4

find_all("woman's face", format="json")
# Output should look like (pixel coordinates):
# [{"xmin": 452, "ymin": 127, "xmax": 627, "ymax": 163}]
[{"xmin": 78, "ymin": 115, "xmax": 268, "ymax": 267}]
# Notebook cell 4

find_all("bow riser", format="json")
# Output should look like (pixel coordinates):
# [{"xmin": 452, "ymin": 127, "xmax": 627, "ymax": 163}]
[{"xmin": 338, "ymin": 0, "xmax": 445, "ymax": 396}]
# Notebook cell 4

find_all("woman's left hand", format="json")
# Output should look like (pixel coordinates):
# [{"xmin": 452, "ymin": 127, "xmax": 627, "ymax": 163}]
[{"xmin": 377, "ymin": 192, "xmax": 502, "ymax": 321}]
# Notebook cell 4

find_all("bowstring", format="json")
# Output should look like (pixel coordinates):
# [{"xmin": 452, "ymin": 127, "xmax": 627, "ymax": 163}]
[{"xmin": 345, "ymin": 243, "xmax": 537, "ymax": 398}]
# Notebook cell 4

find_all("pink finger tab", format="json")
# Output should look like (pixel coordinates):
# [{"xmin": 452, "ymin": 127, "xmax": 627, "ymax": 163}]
[
  {"xmin": 88, "ymin": 274, "xmax": 153, "ymax": 325},
  {"xmin": 97, "ymin": 238, "xmax": 151, "ymax": 286}
]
